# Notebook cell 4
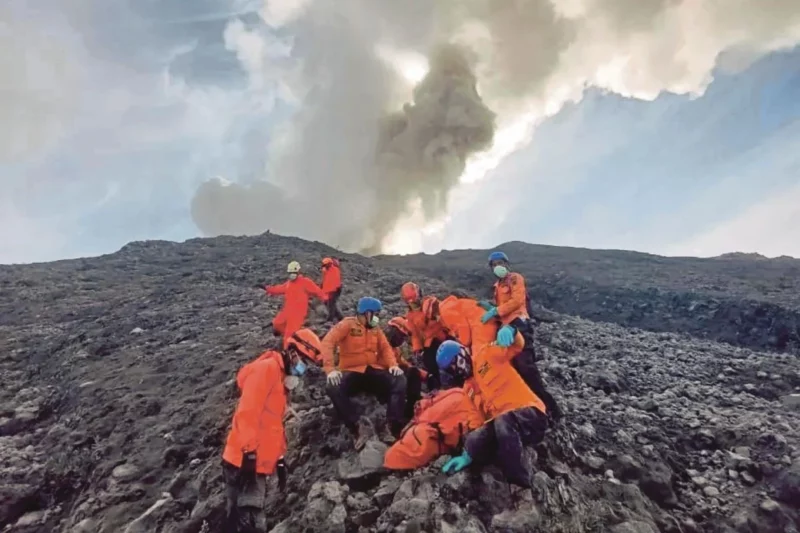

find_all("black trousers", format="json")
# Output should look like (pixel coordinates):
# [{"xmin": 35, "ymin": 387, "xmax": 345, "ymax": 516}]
[
  {"xmin": 326, "ymin": 288, "xmax": 343, "ymax": 321},
  {"xmin": 512, "ymin": 320, "xmax": 562, "ymax": 420},
  {"xmin": 326, "ymin": 366, "xmax": 407, "ymax": 434},
  {"xmin": 403, "ymin": 367, "xmax": 423, "ymax": 420},
  {"xmin": 222, "ymin": 460, "xmax": 268, "ymax": 533},
  {"xmin": 421, "ymin": 339, "xmax": 443, "ymax": 391},
  {"xmin": 464, "ymin": 407, "xmax": 548, "ymax": 489}
]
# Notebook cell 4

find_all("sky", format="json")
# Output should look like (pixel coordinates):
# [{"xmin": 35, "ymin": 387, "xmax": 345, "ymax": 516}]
[{"xmin": 2, "ymin": 0, "xmax": 800, "ymax": 264}]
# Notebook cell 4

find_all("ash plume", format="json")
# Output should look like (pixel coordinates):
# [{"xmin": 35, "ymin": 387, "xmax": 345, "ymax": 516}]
[{"xmin": 190, "ymin": 0, "xmax": 800, "ymax": 253}]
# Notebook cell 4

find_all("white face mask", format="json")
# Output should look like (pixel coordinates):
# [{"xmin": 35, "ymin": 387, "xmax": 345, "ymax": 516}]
[
  {"xmin": 493, "ymin": 265, "xmax": 508, "ymax": 278},
  {"xmin": 288, "ymin": 273, "xmax": 298, "ymax": 280},
  {"xmin": 368, "ymin": 315, "xmax": 380, "ymax": 328}
]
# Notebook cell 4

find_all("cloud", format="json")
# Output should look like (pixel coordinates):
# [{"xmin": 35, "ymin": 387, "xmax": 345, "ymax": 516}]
[{"xmin": 191, "ymin": 0, "xmax": 800, "ymax": 254}]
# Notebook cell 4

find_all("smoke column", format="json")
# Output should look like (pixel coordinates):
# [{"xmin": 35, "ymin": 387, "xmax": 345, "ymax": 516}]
[{"xmin": 191, "ymin": 0, "xmax": 800, "ymax": 253}]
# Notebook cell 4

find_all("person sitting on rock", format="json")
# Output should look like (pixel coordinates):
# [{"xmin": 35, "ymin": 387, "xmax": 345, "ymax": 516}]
[
  {"xmin": 384, "ymin": 316, "xmax": 428, "ymax": 419},
  {"xmin": 321, "ymin": 297, "xmax": 407, "ymax": 450},
  {"xmin": 480, "ymin": 251, "xmax": 563, "ymax": 422},
  {"xmin": 401, "ymin": 282, "xmax": 448, "ymax": 390},
  {"xmin": 221, "ymin": 334, "xmax": 318, "ymax": 533},
  {"xmin": 320, "ymin": 257, "xmax": 344, "ymax": 322},
  {"xmin": 263, "ymin": 260, "xmax": 327, "ymax": 347},
  {"xmin": 436, "ymin": 339, "xmax": 549, "ymax": 491}
]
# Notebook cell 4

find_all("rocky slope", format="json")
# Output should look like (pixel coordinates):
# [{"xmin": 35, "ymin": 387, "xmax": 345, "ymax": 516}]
[
  {"xmin": 376, "ymin": 242, "xmax": 800, "ymax": 355},
  {"xmin": 1, "ymin": 233, "xmax": 799, "ymax": 533}
]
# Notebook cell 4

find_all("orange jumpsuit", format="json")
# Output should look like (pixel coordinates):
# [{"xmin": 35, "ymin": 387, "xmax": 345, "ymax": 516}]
[
  {"xmin": 321, "ymin": 317, "xmax": 398, "ymax": 373},
  {"xmin": 265, "ymin": 275, "xmax": 326, "ymax": 343},
  {"xmin": 437, "ymin": 296, "xmax": 499, "ymax": 355},
  {"xmin": 493, "ymin": 272, "xmax": 529, "ymax": 325},
  {"xmin": 222, "ymin": 351, "xmax": 287, "ymax": 475},
  {"xmin": 406, "ymin": 295, "xmax": 448, "ymax": 352},
  {"xmin": 384, "ymin": 386, "xmax": 485, "ymax": 470},
  {"xmin": 321, "ymin": 262, "xmax": 342, "ymax": 294}
]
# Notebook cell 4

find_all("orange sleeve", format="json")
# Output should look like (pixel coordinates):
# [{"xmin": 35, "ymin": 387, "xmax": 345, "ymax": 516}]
[
  {"xmin": 408, "ymin": 319, "xmax": 424, "ymax": 352},
  {"xmin": 321, "ymin": 320, "xmax": 350, "ymax": 373},
  {"xmin": 265, "ymin": 282, "xmax": 287, "ymax": 296},
  {"xmin": 487, "ymin": 333, "xmax": 525, "ymax": 365},
  {"xmin": 496, "ymin": 274, "xmax": 527, "ymax": 318},
  {"xmin": 377, "ymin": 330, "xmax": 399, "ymax": 368},
  {"xmin": 303, "ymin": 277, "xmax": 327, "ymax": 301},
  {"xmin": 237, "ymin": 364, "xmax": 276, "ymax": 452}
]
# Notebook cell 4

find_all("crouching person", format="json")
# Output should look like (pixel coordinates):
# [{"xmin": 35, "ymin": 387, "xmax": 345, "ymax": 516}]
[
  {"xmin": 322, "ymin": 297, "xmax": 407, "ymax": 450},
  {"xmin": 383, "ymin": 385, "xmax": 485, "ymax": 470},
  {"xmin": 221, "ymin": 335, "xmax": 317, "ymax": 533},
  {"xmin": 436, "ymin": 338, "xmax": 548, "ymax": 490}
]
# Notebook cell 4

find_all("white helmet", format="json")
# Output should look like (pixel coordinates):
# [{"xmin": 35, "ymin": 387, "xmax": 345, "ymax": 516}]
[{"xmin": 287, "ymin": 261, "xmax": 301, "ymax": 273}]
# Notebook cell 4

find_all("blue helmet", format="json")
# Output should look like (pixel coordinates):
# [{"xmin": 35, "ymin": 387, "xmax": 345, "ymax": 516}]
[
  {"xmin": 436, "ymin": 340, "xmax": 464, "ymax": 369},
  {"xmin": 488, "ymin": 251, "xmax": 509, "ymax": 264},
  {"xmin": 357, "ymin": 296, "xmax": 382, "ymax": 315}
]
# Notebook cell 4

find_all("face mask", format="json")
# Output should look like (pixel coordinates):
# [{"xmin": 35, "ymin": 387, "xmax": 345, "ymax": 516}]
[
  {"xmin": 493, "ymin": 265, "xmax": 508, "ymax": 279},
  {"xmin": 288, "ymin": 273, "xmax": 298, "ymax": 280},
  {"xmin": 368, "ymin": 315, "xmax": 380, "ymax": 329},
  {"xmin": 291, "ymin": 360, "xmax": 307, "ymax": 376}
]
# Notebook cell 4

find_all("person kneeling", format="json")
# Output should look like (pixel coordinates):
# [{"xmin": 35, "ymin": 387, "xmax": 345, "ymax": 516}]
[
  {"xmin": 436, "ymin": 338, "xmax": 549, "ymax": 491},
  {"xmin": 322, "ymin": 297, "xmax": 406, "ymax": 451}
]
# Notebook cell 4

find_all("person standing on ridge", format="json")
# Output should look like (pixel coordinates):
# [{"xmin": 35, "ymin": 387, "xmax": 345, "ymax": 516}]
[
  {"xmin": 436, "ymin": 338, "xmax": 549, "ymax": 494},
  {"xmin": 401, "ymin": 282, "xmax": 448, "ymax": 391},
  {"xmin": 322, "ymin": 297, "xmax": 407, "ymax": 450},
  {"xmin": 263, "ymin": 261, "xmax": 327, "ymax": 347},
  {"xmin": 480, "ymin": 251, "xmax": 563, "ymax": 422},
  {"xmin": 320, "ymin": 257, "xmax": 344, "ymax": 322},
  {"xmin": 221, "ymin": 335, "xmax": 318, "ymax": 533}
]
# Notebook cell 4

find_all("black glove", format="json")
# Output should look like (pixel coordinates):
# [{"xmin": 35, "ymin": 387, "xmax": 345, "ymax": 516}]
[
  {"xmin": 276, "ymin": 457, "xmax": 287, "ymax": 491},
  {"xmin": 238, "ymin": 451, "xmax": 257, "ymax": 488}
]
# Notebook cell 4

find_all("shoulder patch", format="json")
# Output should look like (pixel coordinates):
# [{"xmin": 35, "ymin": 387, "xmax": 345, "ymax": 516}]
[{"xmin": 350, "ymin": 327, "xmax": 364, "ymax": 337}]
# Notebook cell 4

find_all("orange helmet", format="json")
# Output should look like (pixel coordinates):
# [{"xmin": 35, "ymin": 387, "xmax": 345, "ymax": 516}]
[
  {"xmin": 285, "ymin": 328, "xmax": 322, "ymax": 363},
  {"xmin": 321, "ymin": 257, "xmax": 333, "ymax": 267},
  {"xmin": 401, "ymin": 282, "xmax": 421, "ymax": 303},
  {"xmin": 422, "ymin": 296, "xmax": 440, "ymax": 322},
  {"xmin": 388, "ymin": 316, "xmax": 412, "ymax": 336}
]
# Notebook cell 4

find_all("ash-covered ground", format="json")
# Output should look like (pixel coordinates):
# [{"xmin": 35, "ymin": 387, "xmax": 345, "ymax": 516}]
[{"xmin": 1, "ymin": 233, "xmax": 798, "ymax": 533}]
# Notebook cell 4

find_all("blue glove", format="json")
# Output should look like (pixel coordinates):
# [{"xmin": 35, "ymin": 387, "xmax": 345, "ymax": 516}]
[
  {"xmin": 442, "ymin": 451, "xmax": 472, "ymax": 474},
  {"xmin": 478, "ymin": 300, "xmax": 494, "ymax": 311},
  {"xmin": 496, "ymin": 325, "xmax": 515, "ymax": 347},
  {"xmin": 480, "ymin": 307, "xmax": 498, "ymax": 324}
]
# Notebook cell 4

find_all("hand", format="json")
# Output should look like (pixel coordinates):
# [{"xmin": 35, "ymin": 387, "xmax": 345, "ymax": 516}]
[
  {"xmin": 442, "ymin": 451, "xmax": 472, "ymax": 474},
  {"xmin": 478, "ymin": 300, "xmax": 494, "ymax": 311},
  {"xmin": 496, "ymin": 325, "xmax": 515, "ymax": 347},
  {"xmin": 327, "ymin": 370, "xmax": 343, "ymax": 386},
  {"xmin": 276, "ymin": 457, "xmax": 287, "ymax": 491},
  {"xmin": 238, "ymin": 451, "xmax": 257, "ymax": 487},
  {"xmin": 480, "ymin": 307, "xmax": 498, "ymax": 324},
  {"xmin": 389, "ymin": 366, "xmax": 403, "ymax": 377}
]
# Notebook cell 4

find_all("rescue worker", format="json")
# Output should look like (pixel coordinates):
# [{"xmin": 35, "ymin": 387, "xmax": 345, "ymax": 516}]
[
  {"xmin": 285, "ymin": 327, "xmax": 323, "ymax": 365},
  {"xmin": 320, "ymin": 257, "xmax": 343, "ymax": 322},
  {"xmin": 436, "ymin": 338, "xmax": 548, "ymax": 491},
  {"xmin": 480, "ymin": 251, "xmax": 563, "ymax": 422},
  {"xmin": 383, "ymin": 384, "xmax": 485, "ymax": 471},
  {"xmin": 401, "ymin": 282, "xmax": 448, "ymax": 390},
  {"xmin": 384, "ymin": 316, "xmax": 426, "ymax": 419},
  {"xmin": 322, "ymin": 297, "xmax": 407, "ymax": 450},
  {"xmin": 263, "ymin": 261, "xmax": 327, "ymax": 347},
  {"xmin": 221, "ymin": 334, "xmax": 317, "ymax": 533}
]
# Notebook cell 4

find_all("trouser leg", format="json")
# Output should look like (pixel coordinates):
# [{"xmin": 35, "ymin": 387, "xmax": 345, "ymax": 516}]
[
  {"xmin": 464, "ymin": 420, "xmax": 499, "ymax": 466},
  {"xmin": 327, "ymin": 289, "xmax": 343, "ymax": 321},
  {"xmin": 326, "ymin": 371, "xmax": 366, "ymax": 432},
  {"xmin": 221, "ymin": 461, "xmax": 268, "ymax": 533},
  {"xmin": 512, "ymin": 350, "xmax": 562, "ymax": 421},
  {"xmin": 363, "ymin": 367, "xmax": 408, "ymax": 435},
  {"xmin": 403, "ymin": 367, "xmax": 423, "ymax": 420},
  {"xmin": 492, "ymin": 408, "xmax": 547, "ymax": 489}
]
